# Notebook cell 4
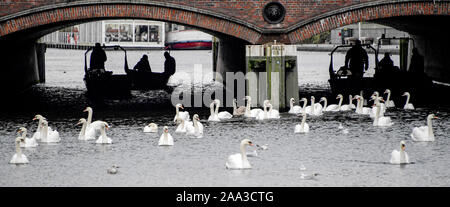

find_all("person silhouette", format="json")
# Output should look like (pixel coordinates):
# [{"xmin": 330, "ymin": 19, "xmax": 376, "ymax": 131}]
[
  {"xmin": 344, "ymin": 40, "xmax": 369, "ymax": 79},
  {"xmin": 90, "ymin": 43, "xmax": 107, "ymax": 70},
  {"xmin": 408, "ymin": 47, "xmax": 424, "ymax": 74},
  {"xmin": 163, "ymin": 52, "xmax": 176, "ymax": 76},
  {"xmin": 133, "ymin": 54, "xmax": 152, "ymax": 72}
]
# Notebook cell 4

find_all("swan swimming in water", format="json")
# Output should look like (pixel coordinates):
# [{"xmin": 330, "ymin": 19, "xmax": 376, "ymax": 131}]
[
  {"xmin": 233, "ymin": 98, "xmax": 246, "ymax": 116},
  {"xmin": 225, "ymin": 139, "xmax": 254, "ymax": 170},
  {"xmin": 288, "ymin": 98, "xmax": 303, "ymax": 114},
  {"xmin": 208, "ymin": 101, "xmax": 220, "ymax": 122},
  {"xmin": 266, "ymin": 101, "xmax": 280, "ymax": 119},
  {"xmin": 384, "ymin": 89, "xmax": 395, "ymax": 108},
  {"xmin": 143, "ymin": 123, "xmax": 158, "ymax": 133},
  {"xmin": 354, "ymin": 95, "xmax": 371, "ymax": 115},
  {"xmin": 107, "ymin": 165, "xmax": 119, "ymax": 174},
  {"xmin": 340, "ymin": 94, "xmax": 353, "ymax": 111},
  {"xmin": 32, "ymin": 114, "xmax": 50, "ymax": 140},
  {"xmin": 294, "ymin": 112, "xmax": 310, "ymax": 133},
  {"xmin": 17, "ymin": 127, "xmax": 38, "ymax": 148},
  {"xmin": 186, "ymin": 114, "xmax": 204, "ymax": 138},
  {"xmin": 402, "ymin": 92, "xmax": 415, "ymax": 110},
  {"xmin": 95, "ymin": 122, "xmax": 112, "ymax": 144},
  {"xmin": 214, "ymin": 99, "xmax": 233, "ymax": 119},
  {"xmin": 10, "ymin": 136, "xmax": 29, "ymax": 164},
  {"xmin": 255, "ymin": 100, "xmax": 270, "ymax": 121},
  {"xmin": 173, "ymin": 103, "xmax": 190, "ymax": 122},
  {"xmin": 159, "ymin": 126, "xmax": 174, "ymax": 146},
  {"xmin": 390, "ymin": 140, "xmax": 409, "ymax": 164},
  {"xmin": 411, "ymin": 114, "xmax": 438, "ymax": 142},
  {"xmin": 83, "ymin": 107, "xmax": 105, "ymax": 136},
  {"xmin": 305, "ymin": 96, "xmax": 323, "ymax": 116},
  {"xmin": 373, "ymin": 103, "xmax": 394, "ymax": 127},
  {"xmin": 320, "ymin": 95, "xmax": 343, "ymax": 112},
  {"xmin": 76, "ymin": 118, "xmax": 96, "ymax": 140},
  {"xmin": 175, "ymin": 117, "xmax": 189, "ymax": 133},
  {"xmin": 370, "ymin": 95, "xmax": 386, "ymax": 119},
  {"xmin": 40, "ymin": 120, "xmax": 60, "ymax": 143},
  {"xmin": 244, "ymin": 96, "xmax": 263, "ymax": 118}
]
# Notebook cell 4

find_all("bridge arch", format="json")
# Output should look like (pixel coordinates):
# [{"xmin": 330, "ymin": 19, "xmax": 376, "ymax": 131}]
[
  {"xmin": 0, "ymin": 1, "xmax": 262, "ymax": 43},
  {"xmin": 287, "ymin": 1, "xmax": 450, "ymax": 43}
]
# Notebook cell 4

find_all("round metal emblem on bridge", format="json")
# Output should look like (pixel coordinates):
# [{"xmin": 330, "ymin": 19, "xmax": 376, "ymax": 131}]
[{"xmin": 262, "ymin": 2, "xmax": 286, "ymax": 24}]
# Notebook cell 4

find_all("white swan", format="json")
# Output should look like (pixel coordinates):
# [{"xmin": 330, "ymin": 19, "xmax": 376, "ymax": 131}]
[
  {"xmin": 175, "ymin": 117, "xmax": 188, "ymax": 133},
  {"xmin": 244, "ymin": 96, "xmax": 263, "ymax": 118},
  {"xmin": 32, "ymin": 114, "xmax": 50, "ymax": 140},
  {"xmin": 10, "ymin": 136, "xmax": 29, "ymax": 164},
  {"xmin": 370, "ymin": 96, "xmax": 386, "ymax": 119},
  {"xmin": 348, "ymin": 95, "xmax": 357, "ymax": 109},
  {"xmin": 354, "ymin": 95, "xmax": 371, "ymax": 115},
  {"xmin": 158, "ymin": 126, "xmax": 174, "ymax": 146},
  {"xmin": 384, "ymin": 89, "xmax": 395, "ymax": 108},
  {"xmin": 83, "ymin": 107, "xmax": 105, "ymax": 136},
  {"xmin": 208, "ymin": 101, "xmax": 220, "ymax": 122},
  {"xmin": 266, "ymin": 101, "xmax": 280, "ymax": 119},
  {"xmin": 402, "ymin": 92, "xmax": 415, "ymax": 110},
  {"xmin": 294, "ymin": 112, "xmax": 309, "ymax": 133},
  {"xmin": 256, "ymin": 100, "xmax": 269, "ymax": 121},
  {"xmin": 340, "ymin": 94, "xmax": 354, "ymax": 111},
  {"xmin": 40, "ymin": 120, "xmax": 60, "ymax": 143},
  {"xmin": 390, "ymin": 140, "xmax": 409, "ymax": 164},
  {"xmin": 288, "ymin": 98, "xmax": 303, "ymax": 114},
  {"xmin": 305, "ymin": 96, "xmax": 323, "ymax": 116},
  {"xmin": 410, "ymin": 114, "xmax": 438, "ymax": 142},
  {"xmin": 95, "ymin": 122, "xmax": 112, "ymax": 144},
  {"xmin": 107, "ymin": 165, "xmax": 119, "ymax": 174},
  {"xmin": 233, "ymin": 98, "xmax": 246, "ymax": 116},
  {"xmin": 225, "ymin": 139, "xmax": 254, "ymax": 170},
  {"xmin": 76, "ymin": 118, "xmax": 96, "ymax": 140},
  {"xmin": 186, "ymin": 114, "xmax": 203, "ymax": 138},
  {"xmin": 173, "ymin": 103, "xmax": 190, "ymax": 122},
  {"xmin": 17, "ymin": 127, "xmax": 38, "ymax": 148},
  {"xmin": 373, "ymin": 103, "xmax": 393, "ymax": 127},
  {"xmin": 215, "ymin": 99, "xmax": 233, "ymax": 119},
  {"xmin": 143, "ymin": 123, "xmax": 158, "ymax": 133},
  {"xmin": 320, "ymin": 95, "xmax": 342, "ymax": 112}
]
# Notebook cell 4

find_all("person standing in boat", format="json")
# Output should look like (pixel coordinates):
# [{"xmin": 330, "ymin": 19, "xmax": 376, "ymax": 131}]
[
  {"xmin": 163, "ymin": 51, "xmax": 176, "ymax": 76},
  {"xmin": 90, "ymin": 43, "xmax": 107, "ymax": 70},
  {"xmin": 133, "ymin": 54, "xmax": 152, "ymax": 72},
  {"xmin": 344, "ymin": 40, "xmax": 369, "ymax": 79}
]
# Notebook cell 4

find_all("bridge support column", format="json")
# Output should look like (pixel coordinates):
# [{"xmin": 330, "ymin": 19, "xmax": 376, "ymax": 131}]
[
  {"xmin": 412, "ymin": 34, "xmax": 450, "ymax": 83},
  {"xmin": 215, "ymin": 36, "xmax": 246, "ymax": 83},
  {"xmin": 0, "ymin": 40, "xmax": 43, "ymax": 94}
]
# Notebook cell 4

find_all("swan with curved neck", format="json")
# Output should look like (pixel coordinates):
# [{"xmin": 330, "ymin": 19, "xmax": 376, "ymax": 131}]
[
  {"xmin": 76, "ymin": 118, "xmax": 96, "ymax": 140},
  {"xmin": 244, "ymin": 96, "xmax": 263, "ymax": 118},
  {"xmin": 256, "ymin": 100, "xmax": 269, "ymax": 120},
  {"xmin": 174, "ymin": 103, "xmax": 190, "ymax": 122},
  {"xmin": 294, "ymin": 112, "xmax": 309, "ymax": 133},
  {"xmin": 144, "ymin": 123, "xmax": 158, "ymax": 133},
  {"xmin": 215, "ymin": 99, "xmax": 233, "ymax": 119},
  {"xmin": 354, "ymin": 95, "xmax": 371, "ymax": 115},
  {"xmin": 340, "ymin": 95, "xmax": 354, "ymax": 111},
  {"xmin": 370, "ymin": 95, "xmax": 386, "ymax": 119},
  {"xmin": 208, "ymin": 101, "xmax": 220, "ymax": 122},
  {"xmin": 320, "ymin": 95, "xmax": 342, "ymax": 112},
  {"xmin": 390, "ymin": 140, "xmax": 409, "ymax": 164},
  {"xmin": 233, "ymin": 98, "xmax": 246, "ymax": 116},
  {"xmin": 40, "ymin": 120, "xmax": 60, "ymax": 143},
  {"xmin": 402, "ymin": 92, "xmax": 415, "ymax": 110},
  {"xmin": 411, "ymin": 114, "xmax": 438, "ymax": 142},
  {"xmin": 83, "ymin": 107, "xmax": 104, "ymax": 130},
  {"xmin": 18, "ymin": 127, "xmax": 38, "ymax": 148},
  {"xmin": 175, "ymin": 117, "xmax": 188, "ymax": 133},
  {"xmin": 95, "ymin": 122, "xmax": 112, "ymax": 144},
  {"xmin": 225, "ymin": 139, "xmax": 253, "ymax": 169},
  {"xmin": 158, "ymin": 126, "xmax": 174, "ymax": 146},
  {"xmin": 187, "ymin": 114, "xmax": 203, "ymax": 138},
  {"xmin": 384, "ymin": 89, "xmax": 395, "ymax": 108},
  {"xmin": 349, "ymin": 95, "xmax": 356, "ymax": 109},
  {"xmin": 32, "ymin": 114, "xmax": 48, "ymax": 140},
  {"xmin": 10, "ymin": 136, "xmax": 28, "ymax": 164},
  {"xmin": 373, "ymin": 102, "xmax": 393, "ymax": 127},
  {"xmin": 266, "ymin": 101, "xmax": 280, "ymax": 119},
  {"xmin": 289, "ymin": 98, "xmax": 302, "ymax": 114}
]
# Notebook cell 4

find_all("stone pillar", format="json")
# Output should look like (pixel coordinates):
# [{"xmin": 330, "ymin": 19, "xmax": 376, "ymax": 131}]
[
  {"xmin": 215, "ymin": 36, "xmax": 246, "ymax": 83},
  {"xmin": 412, "ymin": 34, "xmax": 450, "ymax": 83}
]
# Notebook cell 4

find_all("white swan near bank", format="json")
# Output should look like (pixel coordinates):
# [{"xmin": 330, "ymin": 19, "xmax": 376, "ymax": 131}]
[
  {"xmin": 175, "ymin": 117, "xmax": 188, "ymax": 133},
  {"xmin": 208, "ymin": 101, "xmax": 220, "ymax": 122},
  {"xmin": 320, "ymin": 95, "xmax": 343, "ymax": 112},
  {"xmin": 83, "ymin": 107, "xmax": 105, "ymax": 136},
  {"xmin": 402, "ymin": 92, "xmax": 415, "ymax": 110},
  {"xmin": 256, "ymin": 100, "xmax": 270, "ymax": 121},
  {"xmin": 173, "ymin": 103, "xmax": 190, "ymax": 122},
  {"xmin": 354, "ymin": 95, "xmax": 371, "ymax": 115},
  {"xmin": 40, "ymin": 120, "xmax": 60, "ymax": 143},
  {"xmin": 411, "ymin": 114, "xmax": 438, "ymax": 142},
  {"xmin": 340, "ymin": 94, "xmax": 353, "ymax": 111},
  {"xmin": 233, "ymin": 98, "xmax": 246, "ymax": 116},
  {"xmin": 186, "ymin": 114, "xmax": 204, "ymax": 138},
  {"xmin": 225, "ymin": 139, "xmax": 254, "ymax": 170},
  {"xmin": 373, "ymin": 103, "xmax": 393, "ymax": 127},
  {"xmin": 10, "ymin": 136, "xmax": 29, "ymax": 164},
  {"xmin": 244, "ymin": 96, "xmax": 263, "ymax": 118},
  {"xmin": 144, "ymin": 123, "xmax": 158, "ymax": 133},
  {"xmin": 76, "ymin": 118, "xmax": 96, "ymax": 140},
  {"xmin": 288, "ymin": 98, "xmax": 303, "ymax": 114},
  {"xmin": 215, "ymin": 99, "xmax": 233, "ymax": 119},
  {"xmin": 384, "ymin": 89, "xmax": 395, "ymax": 108},
  {"xmin": 390, "ymin": 140, "xmax": 409, "ymax": 164},
  {"xmin": 95, "ymin": 122, "xmax": 112, "ymax": 144},
  {"xmin": 266, "ymin": 101, "xmax": 280, "ymax": 119},
  {"xmin": 17, "ymin": 127, "xmax": 38, "ymax": 148},
  {"xmin": 294, "ymin": 112, "xmax": 310, "ymax": 133},
  {"xmin": 305, "ymin": 96, "xmax": 323, "ymax": 116},
  {"xmin": 159, "ymin": 126, "xmax": 174, "ymax": 146}
]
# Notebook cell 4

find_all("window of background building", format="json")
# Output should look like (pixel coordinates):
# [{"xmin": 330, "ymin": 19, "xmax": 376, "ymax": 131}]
[
  {"xmin": 105, "ymin": 24, "xmax": 119, "ymax": 43},
  {"xmin": 119, "ymin": 24, "xmax": 133, "ymax": 42},
  {"xmin": 135, "ymin": 25, "xmax": 148, "ymax": 42}
]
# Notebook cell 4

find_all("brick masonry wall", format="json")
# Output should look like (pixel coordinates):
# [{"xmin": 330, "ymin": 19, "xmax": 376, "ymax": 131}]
[{"xmin": 0, "ymin": 1, "xmax": 449, "ymax": 43}]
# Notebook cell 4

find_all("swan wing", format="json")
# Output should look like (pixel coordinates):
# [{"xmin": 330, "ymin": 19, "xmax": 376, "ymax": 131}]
[
  {"xmin": 226, "ymin": 153, "xmax": 243, "ymax": 169},
  {"xmin": 411, "ymin": 126, "xmax": 430, "ymax": 141},
  {"xmin": 218, "ymin": 111, "xmax": 233, "ymax": 119},
  {"xmin": 390, "ymin": 150, "xmax": 401, "ymax": 164}
]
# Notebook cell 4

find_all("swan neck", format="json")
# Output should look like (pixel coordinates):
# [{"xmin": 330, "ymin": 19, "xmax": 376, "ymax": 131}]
[
  {"xmin": 210, "ymin": 104, "xmax": 215, "ymax": 116},
  {"xmin": 240, "ymin": 144, "xmax": 248, "ymax": 164},
  {"xmin": 214, "ymin": 102, "xmax": 219, "ymax": 115},
  {"xmin": 290, "ymin": 101, "xmax": 294, "ymax": 109},
  {"xmin": 338, "ymin": 97, "xmax": 343, "ymax": 108},
  {"xmin": 400, "ymin": 148, "xmax": 406, "ymax": 163},
  {"xmin": 87, "ymin": 110, "xmax": 93, "ymax": 126},
  {"xmin": 323, "ymin": 99, "xmax": 328, "ymax": 109},
  {"xmin": 405, "ymin": 94, "xmax": 410, "ymax": 105},
  {"xmin": 42, "ymin": 125, "xmax": 48, "ymax": 140},
  {"xmin": 374, "ymin": 105, "xmax": 380, "ymax": 125},
  {"xmin": 428, "ymin": 117, "xmax": 434, "ymax": 138},
  {"xmin": 233, "ymin": 101, "xmax": 237, "ymax": 112},
  {"xmin": 311, "ymin": 99, "xmax": 315, "ymax": 113},
  {"xmin": 193, "ymin": 119, "xmax": 198, "ymax": 129},
  {"xmin": 80, "ymin": 122, "xmax": 87, "ymax": 136},
  {"xmin": 15, "ymin": 140, "xmax": 21, "ymax": 156},
  {"xmin": 302, "ymin": 100, "xmax": 307, "ymax": 109},
  {"xmin": 386, "ymin": 92, "xmax": 391, "ymax": 102},
  {"xmin": 301, "ymin": 114, "xmax": 306, "ymax": 128},
  {"xmin": 21, "ymin": 131, "xmax": 27, "ymax": 139}
]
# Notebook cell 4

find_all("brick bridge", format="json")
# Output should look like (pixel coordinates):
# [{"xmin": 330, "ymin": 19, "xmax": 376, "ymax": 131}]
[{"xmin": 0, "ymin": 0, "xmax": 449, "ymax": 94}]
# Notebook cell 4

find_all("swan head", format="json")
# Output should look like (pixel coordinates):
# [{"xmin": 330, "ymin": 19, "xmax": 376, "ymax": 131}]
[
  {"xmin": 319, "ymin": 97, "xmax": 326, "ymax": 102},
  {"xmin": 233, "ymin": 98, "xmax": 237, "ymax": 103},
  {"xmin": 214, "ymin": 99, "xmax": 221, "ymax": 106},
  {"xmin": 263, "ymin": 100, "xmax": 270, "ymax": 106},
  {"xmin": 148, "ymin": 123, "xmax": 158, "ymax": 127},
  {"xmin": 372, "ymin": 91, "xmax": 379, "ymax": 97},
  {"xmin": 310, "ymin": 96, "xmax": 315, "ymax": 101},
  {"xmin": 336, "ymin": 94, "xmax": 343, "ymax": 99},
  {"xmin": 163, "ymin": 126, "xmax": 169, "ymax": 133},
  {"xmin": 101, "ymin": 122, "xmax": 110, "ymax": 130},
  {"xmin": 290, "ymin": 98, "xmax": 295, "ymax": 104},
  {"xmin": 402, "ymin": 92, "xmax": 410, "ymax": 97},
  {"xmin": 245, "ymin": 96, "xmax": 251, "ymax": 101},
  {"xmin": 300, "ymin": 97, "xmax": 307, "ymax": 103},
  {"xmin": 400, "ymin": 141, "xmax": 406, "ymax": 151},
  {"xmin": 76, "ymin": 118, "xmax": 87, "ymax": 126},
  {"xmin": 193, "ymin": 114, "xmax": 200, "ymax": 121},
  {"xmin": 83, "ymin": 107, "xmax": 93, "ymax": 113},
  {"xmin": 176, "ymin": 103, "xmax": 184, "ymax": 110},
  {"xmin": 240, "ymin": 139, "xmax": 254, "ymax": 147},
  {"xmin": 384, "ymin": 89, "xmax": 391, "ymax": 94},
  {"xmin": 427, "ymin": 114, "xmax": 438, "ymax": 120},
  {"xmin": 33, "ymin": 114, "xmax": 45, "ymax": 121}
]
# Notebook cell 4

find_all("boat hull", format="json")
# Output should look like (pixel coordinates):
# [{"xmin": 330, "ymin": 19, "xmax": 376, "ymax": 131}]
[{"xmin": 166, "ymin": 41, "xmax": 212, "ymax": 50}]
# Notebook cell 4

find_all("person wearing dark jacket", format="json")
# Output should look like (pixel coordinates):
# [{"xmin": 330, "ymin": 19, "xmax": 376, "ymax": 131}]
[
  {"xmin": 344, "ymin": 40, "xmax": 369, "ymax": 79},
  {"xmin": 90, "ymin": 43, "xmax": 107, "ymax": 70},
  {"xmin": 134, "ymin": 54, "xmax": 152, "ymax": 72},
  {"xmin": 408, "ymin": 47, "xmax": 424, "ymax": 74},
  {"xmin": 163, "ymin": 51, "xmax": 176, "ymax": 76}
]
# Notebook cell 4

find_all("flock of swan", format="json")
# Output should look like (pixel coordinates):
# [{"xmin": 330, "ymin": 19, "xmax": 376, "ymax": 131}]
[{"xmin": 8, "ymin": 89, "xmax": 439, "ymax": 172}]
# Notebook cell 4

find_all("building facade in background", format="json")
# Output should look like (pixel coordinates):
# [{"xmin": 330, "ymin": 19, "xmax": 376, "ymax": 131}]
[{"xmin": 330, "ymin": 22, "xmax": 409, "ymax": 44}]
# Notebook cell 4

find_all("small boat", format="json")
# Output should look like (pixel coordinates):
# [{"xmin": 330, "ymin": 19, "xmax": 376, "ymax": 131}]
[{"xmin": 165, "ymin": 29, "xmax": 212, "ymax": 50}]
